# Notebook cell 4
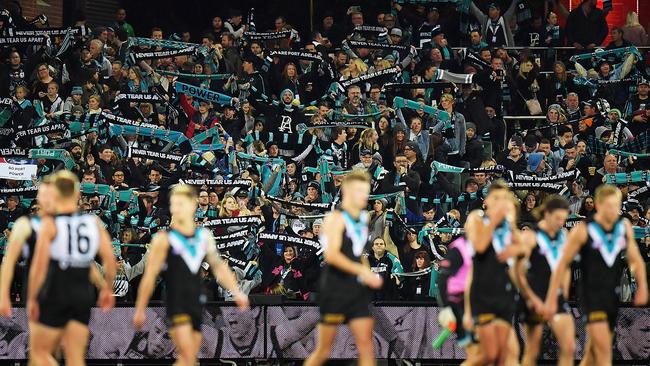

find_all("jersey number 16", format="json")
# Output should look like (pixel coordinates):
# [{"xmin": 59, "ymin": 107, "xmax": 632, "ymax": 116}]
[{"xmin": 67, "ymin": 222, "xmax": 90, "ymax": 255}]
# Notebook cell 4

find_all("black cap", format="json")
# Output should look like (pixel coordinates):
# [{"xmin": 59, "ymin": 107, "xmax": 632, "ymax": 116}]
[
  {"xmin": 557, "ymin": 125, "xmax": 572, "ymax": 135},
  {"xmin": 465, "ymin": 177, "xmax": 478, "ymax": 187},
  {"xmin": 143, "ymin": 184, "xmax": 161, "ymax": 193},
  {"xmin": 405, "ymin": 141, "xmax": 419, "ymax": 152},
  {"xmin": 360, "ymin": 148, "xmax": 372, "ymax": 156},
  {"xmin": 242, "ymin": 55, "xmax": 257, "ymax": 64},
  {"xmin": 423, "ymin": 202, "xmax": 436, "ymax": 213},
  {"xmin": 596, "ymin": 58, "xmax": 610, "ymax": 67},
  {"xmin": 625, "ymin": 199, "xmax": 642, "ymax": 212},
  {"xmin": 524, "ymin": 134, "xmax": 538, "ymax": 148},
  {"xmin": 307, "ymin": 181, "xmax": 320, "ymax": 191},
  {"xmin": 431, "ymin": 25, "xmax": 443, "ymax": 38},
  {"xmin": 581, "ymin": 100, "xmax": 594, "ymax": 108}
]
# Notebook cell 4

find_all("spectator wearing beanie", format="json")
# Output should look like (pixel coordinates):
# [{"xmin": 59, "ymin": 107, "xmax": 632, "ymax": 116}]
[
  {"xmin": 63, "ymin": 86, "xmax": 84, "ymax": 112},
  {"xmin": 305, "ymin": 181, "xmax": 322, "ymax": 204},
  {"xmin": 463, "ymin": 122, "xmax": 484, "ymax": 168}
]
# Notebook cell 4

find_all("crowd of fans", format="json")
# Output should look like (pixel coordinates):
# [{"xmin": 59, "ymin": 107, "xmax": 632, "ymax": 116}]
[{"xmin": 0, "ymin": 0, "xmax": 649, "ymax": 304}]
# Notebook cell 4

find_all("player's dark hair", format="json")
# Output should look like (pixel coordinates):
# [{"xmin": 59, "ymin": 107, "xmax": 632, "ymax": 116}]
[
  {"xmin": 533, "ymin": 194, "xmax": 569, "ymax": 220},
  {"xmin": 543, "ymin": 195, "xmax": 570, "ymax": 213}
]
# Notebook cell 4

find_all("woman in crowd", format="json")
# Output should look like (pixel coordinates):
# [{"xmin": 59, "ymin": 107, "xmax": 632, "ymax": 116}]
[
  {"xmin": 397, "ymin": 229, "xmax": 433, "ymax": 272},
  {"xmin": 544, "ymin": 61, "xmax": 573, "ymax": 107},
  {"xmin": 391, "ymin": 124, "xmax": 407, "ymax": 157},
  {"xmin": 87, "ymin": 94, "xmax": 103, "ymax": 114},
  {"xmin": 340, "ymin": 58, "xmax": 368, "ymax": 80},
  {"xmin": 400, "ymin": 251, "xmax": 434, "ymax": 301},
  {"xmin": 278, "ymin": 62, "xmax": 300, "ymax": 98},
  {"xmin": 369, "ymin": 198, "xmax": 389, "ymax": 241},
  {"xmin": 241, "ymin": 101, "xmax": 256, "ymax": 134},
  {"xmin": 258, "ymin": 243, "xmax": 317, "ymax": 300},
  {"xmin": 350, "ymin": 128, "xmax": 380, "ymax": 166},
  {"xmin": 519, "ymin": 192, "xmax": 538, "ymax": 224},
  {"xmin": 621, "ymin": 12, "xmax": 648, "ymax": 46},
  {"xmin": 218, "ymin": 193, "xmax": 240, "ymax": 218},
  {"xmin": 578, "ymin": 195, "xmax": 596, "ymax": 218},
  {"xmin": 514, "ymin": 57, "xmax": 542, "ymax": 120},
  {"xmin": 376, "ymin": 116, "xmax": 394, "ymax": 166},
  {"xmin": 125, "ymin": 65, "xmax": 149, "ymax": 93},
  {"xmin": 31, "ymin": 63, "xmax": 54, "ymax": 97}
]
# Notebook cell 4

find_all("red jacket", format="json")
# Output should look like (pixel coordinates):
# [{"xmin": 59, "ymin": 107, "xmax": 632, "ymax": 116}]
[{"xmin": 180, "ymin": 94, "xmax": 219, "ymax": 138}]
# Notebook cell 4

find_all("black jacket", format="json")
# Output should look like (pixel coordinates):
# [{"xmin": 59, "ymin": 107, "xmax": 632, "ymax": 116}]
[
  {"xmin": 463, "ymin": 135, "xmax": 484, "ymax": 168},
  {"xmin": 565, "ymin": 5, "xmax": 608, "ymax": 47},
  {"xmin": 368, "ymin": 254, "xmax": 398, "ymax": 301}
]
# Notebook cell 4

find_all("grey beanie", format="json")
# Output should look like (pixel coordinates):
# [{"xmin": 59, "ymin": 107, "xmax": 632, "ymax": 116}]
[{"xmin": 372, "ymin": 152, "xmax": 383, "ymax": 164}]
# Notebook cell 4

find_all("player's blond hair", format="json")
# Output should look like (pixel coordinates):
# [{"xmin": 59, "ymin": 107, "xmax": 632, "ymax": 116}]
[
  {"xmin": 170, "ymin": 184, "xmax": 197, "ymax": 200},
  {"xmin": 52, "ymin": 170, "xmax": 79, "ymax": 198},
  {"xmin": 341, "ymin": 169, "xmax": 371, "ymax": 187},
  {"xmin": 487, "ymin": 179, "xmax": 510, "ymax": 194},
  {"xmin": 595, "ymin": 184, "xmax": 622, "ymax": 204}
]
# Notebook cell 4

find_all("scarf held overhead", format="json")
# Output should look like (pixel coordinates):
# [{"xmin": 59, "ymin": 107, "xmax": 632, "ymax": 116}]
[
  {"xmin": 175, "ymin": 82, "xmax": 234, "ymax": 106},
  {"xmin": 127, "ymin": 147, "xmax": 187, "ymax": 165}
]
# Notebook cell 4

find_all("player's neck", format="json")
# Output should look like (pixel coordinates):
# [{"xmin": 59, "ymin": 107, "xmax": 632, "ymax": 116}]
[
  {"xmin": 341, "ymin": 202, "xmax": 361, "ymax": 219},
  {"xmin": 538, "ymin": 220, "xmax": 558, "ymax": 236},
  {"xmin": 171, "ymin": 217, "xmax": 195, "ymax": 236},
  {"xmin": 57, "ymin": 201, "xmax": 77, "ymax": 214},
  {"xmin": 594, "ymin": 213, "xmax": 616, "ymax": 231}
]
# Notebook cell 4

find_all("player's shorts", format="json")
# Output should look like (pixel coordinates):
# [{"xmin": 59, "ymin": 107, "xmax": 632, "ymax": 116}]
[
  {"xmin": 519, "ymin": 295, "xmax": 570, "ymax": 326},
  {"xmin": 38, "ymin": 265, "xmax": 94, "ymax": 328},
  {"xmin": 472, "ymin": 296, "xmax": 516, "ymax": 326},
  {"xmin": 167, "ymin": 300, "xmax": 203, "ymax": 331},
  {"xmin": 319, "ymin": 281, "xmax": 372, "ymax": 325},
  {"xmin": 582, "ymin": 303, "xmax": 618, "ymax": 332}
]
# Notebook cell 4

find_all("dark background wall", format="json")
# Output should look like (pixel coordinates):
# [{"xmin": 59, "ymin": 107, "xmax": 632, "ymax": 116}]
[
  {"xmin": 118, "ymin": 0, "xmax": 390, "ymax": 42},
  {"xmin": 7, "ymin": 0, "xmax": 649, "ymax": 47}
]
